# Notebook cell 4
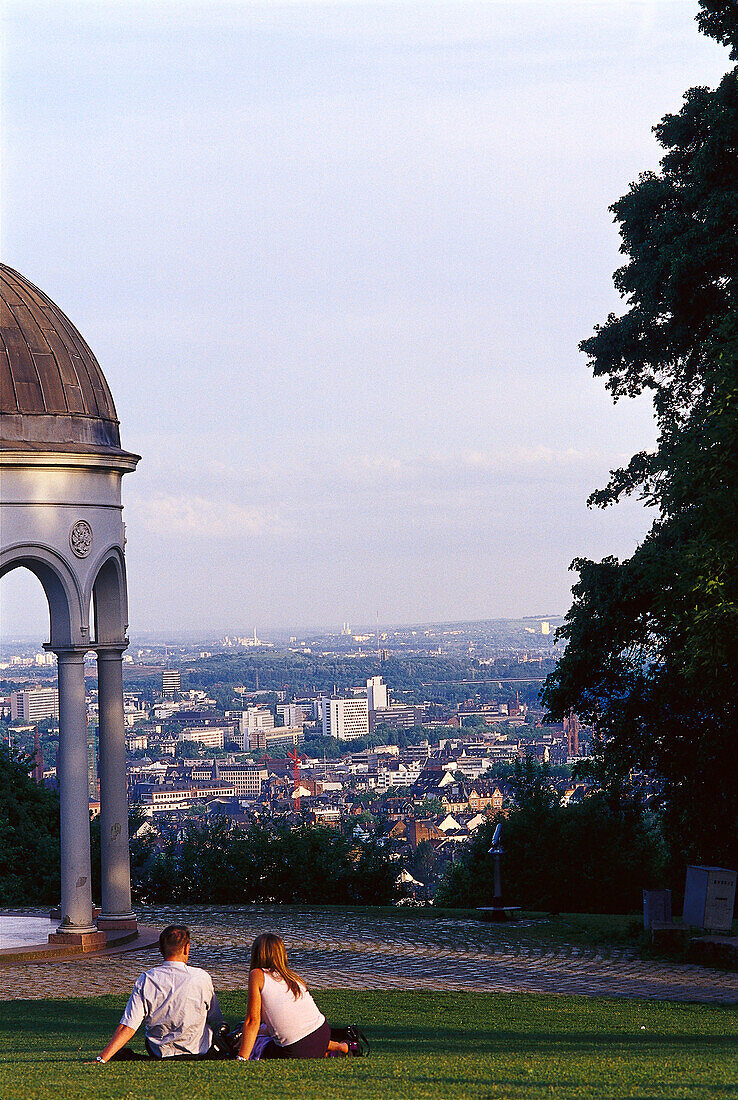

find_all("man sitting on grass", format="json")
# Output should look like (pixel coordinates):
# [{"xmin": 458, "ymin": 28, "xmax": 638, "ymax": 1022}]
[{"xmin": 95, "ymin": 924, "xmax": 226, "ymax": 1062}]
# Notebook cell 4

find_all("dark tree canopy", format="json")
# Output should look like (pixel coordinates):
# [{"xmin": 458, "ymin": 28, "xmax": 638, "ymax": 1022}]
[
  {"xmin": 0, "ymin": 745, "xmax": 60, "ymax": 904},
  {"xmin": 436, "ymin": 759, "xmax": 665, "ymax": 913},
  {"xmin": 135, "ymin": 817, "xmax": 399, "ymax": 905},
  {"xmin": 542, "ymin": 1, "xmax": 738, "ymax": 876}
]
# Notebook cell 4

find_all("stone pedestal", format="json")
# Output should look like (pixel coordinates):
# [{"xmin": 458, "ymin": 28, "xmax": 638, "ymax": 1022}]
[
  {"xmin": 48, "ymin": 929, "xmax": 107, "ymax": 952},
  {"xmin": 97, "ymin": 916, "xmax": 138, "ymax": 931}
]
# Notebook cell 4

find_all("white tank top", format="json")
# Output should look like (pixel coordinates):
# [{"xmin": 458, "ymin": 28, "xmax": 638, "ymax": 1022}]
[{"xmin": 258, "ymin": 969, "xmax": 325, "ymax": 1047}]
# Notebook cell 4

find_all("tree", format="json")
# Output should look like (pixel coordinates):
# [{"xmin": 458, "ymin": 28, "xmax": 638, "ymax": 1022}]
[
  {"xmin": 436, "ymin": 760, "xmax": 665, "ymax": 913},
  {"xmin": 0, "ymin": 744, "xmax": 60, "ymax": 904},
  {"xmin": 407, "ymin": 839, "xmax": 441, "ymax": 886},
  {"xmin": 132, "ymin": 817, "xmax": 400, "ymax": 904},
  {"xmin": 542, "ymin": 2, "xmax": 738, "ymax": 877}
]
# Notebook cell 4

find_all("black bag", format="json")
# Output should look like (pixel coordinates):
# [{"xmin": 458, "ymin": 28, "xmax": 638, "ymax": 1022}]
[
  {"xmin": 330, "ymin": 1025, "xmax": 370, "ymax": 1057},
  {"xmin": 216, "ymin": 1024, "xmax": 242, "ymax": 1058}
]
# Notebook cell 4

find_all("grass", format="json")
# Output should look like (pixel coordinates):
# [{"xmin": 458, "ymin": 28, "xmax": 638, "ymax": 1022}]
[{"xmin": 1, "ymin": 990, "xmax": 737, "ymax": 1099}]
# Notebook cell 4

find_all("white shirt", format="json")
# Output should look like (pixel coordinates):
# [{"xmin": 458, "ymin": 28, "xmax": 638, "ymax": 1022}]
[
  {"xmin": 258, "ymin": 969, "xmax": 325, "ymax": 1048},
  {"xmin": 120, "ymin": 961, "xmax": 223, "ymax": 1058}
]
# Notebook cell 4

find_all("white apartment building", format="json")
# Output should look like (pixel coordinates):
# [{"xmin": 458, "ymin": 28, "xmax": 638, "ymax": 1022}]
[
  {"xmin": 370, "ymin": 760, "xmax": 423, "ymax": 790},
  {"xmin": 139, "ymin": 786, "xmax": 193, "ymax": 813},
  {"xmin": 162, "ymin": 670, "xmax": 181, "ymax": 697},
  {"xmin": 190, "ymin": 782, "xmax": 236, "ymax": 801},
  {"xmin": 123, "ymin": 693, "xmax": 147, "ymax": 726},
  {"xmin": 153, "ymin": 701, "xmax": 183, "ymax": 720},
  {"xmin": 454, "ymin": 756, "xmax": 494, "ymax": 780},
  {"xmin": 240, "ymin": 706, "xmax": 274, "ymax": 750},
  {"xmin": 485, "ymin": 743, "xmax": 521, "ymax": 762},
  {"xmin": 219, "ymin": 764, "xmax": 268, "ymax": 797},
  {"xmin": 277, "ymin": 703, "xmax": 308, "ymax": 727},
  {"xmin": 10, "ymin": 687, "xmax": 59, "ymax": 722},
  {"xmin": 366, "ymin": 676, "xmax": 389, "ymax": 712},
  {"xmin": 192, "ymin": 763, "xmax": 268, "ymax": 798},
  {"xmin": 147, "ymin": 737, "xmax": 178, "ymax": 756},
  {"xmin": 321, "ymin": 697, "xmax": 369, "ymax": 741},
  {"xmin": 126, "ymin": 732, "xmax": 149, "ymax": 753},
  {"xmin": 247, "ymin": 725, "xmax": 305, "ymax": 752},
  {"xmin": 265, "ymin": 725, "xmax": 304, "ymax": 749},
  {"xmin": 179, "ymin": 726, "xmax": 225, "ymax": 750}
]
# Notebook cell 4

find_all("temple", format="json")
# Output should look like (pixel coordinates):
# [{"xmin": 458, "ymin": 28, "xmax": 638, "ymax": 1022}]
[{"xmin": 0, "ymin": 264, "xmax": 139, "ymax": 944}]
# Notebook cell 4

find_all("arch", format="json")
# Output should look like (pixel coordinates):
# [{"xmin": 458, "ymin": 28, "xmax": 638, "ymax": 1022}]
[
  {"xmin": 90, "ymin": 547, "xmax": 129, "ymax": 646},
  {"xmin": 0, "ymin": 544, "xmax": 85, "ymax": 647}
]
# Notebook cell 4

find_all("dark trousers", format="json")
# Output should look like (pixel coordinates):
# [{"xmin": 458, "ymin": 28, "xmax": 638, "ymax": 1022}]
[
  {"xmin": 110, "ymin": 1040, "xmax": 228, "ymax": 1062},
  {"xmin": 261, "ymin": 1019, "xmax": 331, "ymax": 1060}
]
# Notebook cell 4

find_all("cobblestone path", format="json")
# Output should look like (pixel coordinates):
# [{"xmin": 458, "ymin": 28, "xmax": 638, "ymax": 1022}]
[{"xmin": 2, "ymin": 906, "xmax": 736, "ymax": 1004}]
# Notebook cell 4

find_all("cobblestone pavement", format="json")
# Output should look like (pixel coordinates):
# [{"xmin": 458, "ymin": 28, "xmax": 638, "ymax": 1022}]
[{"xmin": 2, "ymin": 906, "xmax": 737, "ymax": 1004}]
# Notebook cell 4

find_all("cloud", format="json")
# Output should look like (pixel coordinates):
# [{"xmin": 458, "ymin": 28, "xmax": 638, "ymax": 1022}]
[
  {"xmin": 460, "ymin": 445, "xmax": 618, "ymax": 471},
  {"xmin": 128, "ymin": 494, "xmax": 281, "ymax": 539}
]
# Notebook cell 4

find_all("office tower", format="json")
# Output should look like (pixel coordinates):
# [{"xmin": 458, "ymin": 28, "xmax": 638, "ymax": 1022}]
[{"xmin": 321, "ymin": 696, "xmax": 369, "ymax": 741}]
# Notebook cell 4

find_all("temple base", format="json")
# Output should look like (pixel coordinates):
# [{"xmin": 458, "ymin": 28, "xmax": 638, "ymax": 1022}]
[
  {"xmin": 97, "ymin": 916, "xmax": 138, "ymax": 931},
  {"xmin": 48, "ymin": 930, "xmax": 107, "ymax": 951}
]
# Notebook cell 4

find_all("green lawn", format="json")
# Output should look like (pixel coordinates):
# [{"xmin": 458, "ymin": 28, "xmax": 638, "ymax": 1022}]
[{"xmin": 1, "ymin": 991, "xmax": 736, "ymax": 1100}]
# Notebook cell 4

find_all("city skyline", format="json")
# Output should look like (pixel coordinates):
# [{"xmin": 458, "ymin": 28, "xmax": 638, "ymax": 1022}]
[{"xmin": 0, "ymin": 1, "xmax": 728, "ymax": 636}]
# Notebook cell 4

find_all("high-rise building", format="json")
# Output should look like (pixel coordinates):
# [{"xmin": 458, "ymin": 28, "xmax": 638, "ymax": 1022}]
[
  {"xmin": 248, "ymin": 725, "xmax": 305, "ymax": 752},
  {"xmin": 179, "ymin": 727, "xmax": 226, "ymax": 750},
  {"xmin": 371, "ymin": 704, "xmax": 424, "ymax": 730},
  {"xmin": 162, "ymin": 670, "xmax": 181, "ymax": 697},
  {"xmin": 10, "ymin": 688, "xmax": 59, "ymax": 722},
  {"xmin": 321, "ymin": 697, "xmax": 369, "ymax": 741},
  {"xmin": 277, "ymin": 703, "xmax": 308, "ymax": 727},
  {"xmin": 366, "ymin": 675, "xmax": 389, "ymax": 712},
  {"xmin": 240, "ymin": 706, "xmax": 275, "ymax": 751}
]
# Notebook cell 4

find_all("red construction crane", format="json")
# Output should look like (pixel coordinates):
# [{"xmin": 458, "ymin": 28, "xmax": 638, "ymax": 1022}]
[{"xmin": 288, "ymin": 748, "xmax": 301, "ymax": 813}]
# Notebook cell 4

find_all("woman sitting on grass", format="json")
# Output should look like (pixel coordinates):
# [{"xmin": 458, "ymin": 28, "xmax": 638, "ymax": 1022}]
[{"xmin": 237, "ymin": 933, "xmax": 348, "ymax": 1061}]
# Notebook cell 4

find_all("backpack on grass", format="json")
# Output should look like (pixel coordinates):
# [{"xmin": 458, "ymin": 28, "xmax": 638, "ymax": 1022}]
[{"xmin": 330, "ymin": 1025, "xmax": 370, "ymax": 1057}]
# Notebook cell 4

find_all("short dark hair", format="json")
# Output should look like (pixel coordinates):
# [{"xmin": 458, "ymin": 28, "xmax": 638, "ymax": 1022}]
[{"xmin": 159, "ymin": 924, "xmax": 190, "ymax": 959}]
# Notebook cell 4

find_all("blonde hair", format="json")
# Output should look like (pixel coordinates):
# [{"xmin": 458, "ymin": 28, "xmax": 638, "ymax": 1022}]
[{"xmin": 250, "ymin": 933, "xmax": 303, "ymax": 999}]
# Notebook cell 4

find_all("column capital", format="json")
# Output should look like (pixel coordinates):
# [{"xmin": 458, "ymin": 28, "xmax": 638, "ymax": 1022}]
[
  {"xmin": 95, "ymin": 641, "xmax": 129, "ymax": 657},
  {"xmin": 45, "ymin": 645, "xmax": 89, "ymax": 660}
]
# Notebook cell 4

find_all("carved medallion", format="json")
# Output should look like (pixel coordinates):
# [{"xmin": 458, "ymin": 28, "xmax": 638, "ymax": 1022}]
[{"xmin": 70, "ymin": 519, "xmax": 93, "ymax": 558}]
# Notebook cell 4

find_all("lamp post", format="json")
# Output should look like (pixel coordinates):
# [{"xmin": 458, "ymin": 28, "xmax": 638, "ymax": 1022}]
[
  {"xmin": 475, "ymin": 822, "xmax": 519, "ymax": 922},
  {"xmin": 488, "ymin": 823, "xmax": 505, "ymax": 916}
]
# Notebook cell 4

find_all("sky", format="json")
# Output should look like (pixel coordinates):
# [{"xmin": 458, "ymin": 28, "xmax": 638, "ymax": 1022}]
[{"xmin": 0, "ymin": 0, "xmax": 730, "ymax": 639}]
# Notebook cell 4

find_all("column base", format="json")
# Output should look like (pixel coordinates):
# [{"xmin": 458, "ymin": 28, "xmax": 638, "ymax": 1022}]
[
  {"xmin": 97, "ymin": 915, "xmax": 138, "ymax": 931},
  {"xmin": 50, "ymin": 906, "xmax": 101, "ymax": 921},
  {"xmin": 48, "ymin": 930, "xmax": 107, "ymax": 951}
]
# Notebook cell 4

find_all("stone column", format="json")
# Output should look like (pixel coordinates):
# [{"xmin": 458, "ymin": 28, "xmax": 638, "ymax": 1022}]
[
  {"xmin": 53, "ymin": 648, "xmax": 97, "ymax": 934},
  {"xmin": 97, "ymin": 646, "xmax": 136, "ymax": 928}
]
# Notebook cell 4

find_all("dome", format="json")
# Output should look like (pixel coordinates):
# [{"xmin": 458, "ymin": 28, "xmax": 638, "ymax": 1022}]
[{"xmin": 0, "ymin": 264, "xmax": 125, "ymax": 453}]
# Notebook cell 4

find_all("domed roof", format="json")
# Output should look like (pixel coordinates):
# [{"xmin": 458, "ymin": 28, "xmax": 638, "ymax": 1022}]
[{"xmin": 0, "ymin": 264, "xmax": 125, "ymax": 453}]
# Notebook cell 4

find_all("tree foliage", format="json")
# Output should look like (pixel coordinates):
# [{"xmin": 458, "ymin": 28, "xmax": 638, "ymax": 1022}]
[
  {"xmin": 135, "ymin": 817, "xmax": 399, "ymax": 905},
  {"xmin": 0, "ymin": 744, "xmax": 60, "ymax": 904},
  {"xmin": 542, "ymin": 2, "xmax": 738, "ymax": 875},
  {"xmin": 173, "ymin": 651, "xmax": 556, "ymax": 708},
  {"xmin": 436, "ymin": 760, "xmax": 665, "ymax": 913}
]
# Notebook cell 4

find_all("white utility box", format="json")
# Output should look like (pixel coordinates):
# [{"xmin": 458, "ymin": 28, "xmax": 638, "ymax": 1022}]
[{"xmin": 682, "ymin": 866, "xmax": 736, "ymax": 934}]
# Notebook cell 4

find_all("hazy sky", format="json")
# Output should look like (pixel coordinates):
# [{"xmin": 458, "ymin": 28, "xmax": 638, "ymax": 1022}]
[{"xmin": 0, "ymin": 1, "xmax": 729, "ymax": 638}]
